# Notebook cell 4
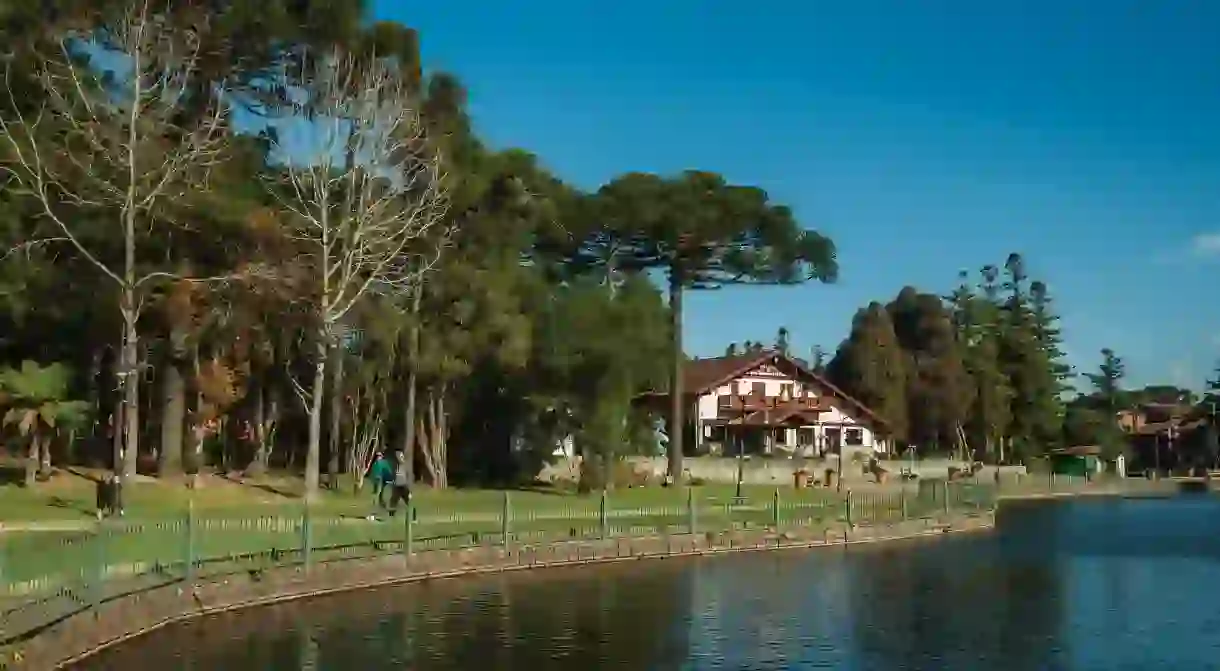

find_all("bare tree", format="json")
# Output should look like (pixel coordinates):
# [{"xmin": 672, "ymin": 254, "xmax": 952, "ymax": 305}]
[
  {"xmin": 0, "ymin": 0, "xmax": 229, "ymax": 477},
  {"xmin": 267, "ymin": 47, "xmax": 448, "ymax": 502}
]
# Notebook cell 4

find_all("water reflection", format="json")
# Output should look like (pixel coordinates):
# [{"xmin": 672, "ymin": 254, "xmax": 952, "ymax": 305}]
[{"xmin": 75, "ymin": 497, "xmax": 1220, "ymax": 670}]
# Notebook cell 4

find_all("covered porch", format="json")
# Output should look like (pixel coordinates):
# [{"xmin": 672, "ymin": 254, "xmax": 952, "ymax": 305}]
[{"xmin": 698, "ymin": 394, "xmax": 834, "ymax": 457}]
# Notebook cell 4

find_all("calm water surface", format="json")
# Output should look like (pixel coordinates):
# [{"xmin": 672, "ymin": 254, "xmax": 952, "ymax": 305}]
[{"xmin": 75, "ymin": 497, "xmax": 1220, "ymax": 670}]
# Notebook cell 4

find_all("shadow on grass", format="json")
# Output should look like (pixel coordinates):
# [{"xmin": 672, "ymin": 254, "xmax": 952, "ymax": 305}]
[
  {"xmin": 0, "ymin": 463, "xmax": 23, "ymax": 486},
  {"xmin": 217, "ymin": 472, "xmax": 301, "ymax": 500},
  {"xmin": 45, "ymin": 496, "xmax": 97, "ymax": 519},
  {"xmin": 62, "ymin": 466, "xmax": 107, "ymax": 484}
]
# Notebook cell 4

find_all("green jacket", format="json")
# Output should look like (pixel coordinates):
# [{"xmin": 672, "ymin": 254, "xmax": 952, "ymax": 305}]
[{"xmin": 370, "ymin": 458, "xmax": 393, "ymax": 484}]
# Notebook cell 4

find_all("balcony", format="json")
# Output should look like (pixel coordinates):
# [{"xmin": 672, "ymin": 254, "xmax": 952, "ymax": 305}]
[{"xmin": 717, "ymin": 393, "xmax": 824, "ymax": 417}]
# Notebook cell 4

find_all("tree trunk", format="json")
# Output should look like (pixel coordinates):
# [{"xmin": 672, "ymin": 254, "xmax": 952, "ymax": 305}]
[
  {"xmin": 436, "ymin": 390, "xmax": 448, "ymax": 489},
  {"xmin": 326, "ymin": 342, "xmax": 344, "ymax": 489},
  {"xmin": 120, "ymin": 307, "xmax": 140, "ymax": 479},
  {"xmin": 248, "ymin": 379, "xmax": 276, "ymax": 476},
  {"xmin": 158, "ymin": 344, "xmax": 186, "ymax": 476},
  {"xmin": 304, "ymin": 334, "xmax": 328, "ymax": 502},
  {"xmin": 417, "ymin": 387, "xmax": 448, "ymax": 489},
  {"xmin": 666, "ymin": 267, "xmax": 685, "ymax": 482},
  {"xmin": 25, "ymin": 434, "xmax": 39, "ymax": 487},
  {"xmin": 39, "ymin": 433, "xmax": 51, "ymax": 476},
  {"xmin": 400, "ymin": 286, "xmax": 421, "ymax": 485},
  {"xmin": 111, "ymin": 394, "xmax": 124, "ymax": 473}
]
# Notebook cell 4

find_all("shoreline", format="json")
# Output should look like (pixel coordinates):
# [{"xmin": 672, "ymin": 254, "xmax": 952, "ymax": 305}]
[{"xmin": 2, "ymin": 513, "xmax": 993, "ymax": 670}]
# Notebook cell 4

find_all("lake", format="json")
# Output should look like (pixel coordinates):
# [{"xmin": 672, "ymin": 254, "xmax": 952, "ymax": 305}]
[{"xmin": 72, "ymin": 496, "xmax": 1220, "ymax": 670}]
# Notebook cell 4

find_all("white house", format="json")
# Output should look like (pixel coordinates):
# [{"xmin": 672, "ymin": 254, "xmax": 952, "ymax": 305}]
[{"xmin": 642, "ymin": 350, "xmax": 891, "ymax": 457}]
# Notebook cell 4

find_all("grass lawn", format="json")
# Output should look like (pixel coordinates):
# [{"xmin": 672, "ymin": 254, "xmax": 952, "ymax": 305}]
[{"xmin": 0, "ymin": 466, "xmax": 873, "ymax": 523}]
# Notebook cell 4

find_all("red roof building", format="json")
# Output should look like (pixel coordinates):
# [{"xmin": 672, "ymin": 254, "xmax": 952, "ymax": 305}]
[{"xmin": 640, "ymin": 350, "xmax": 891, "ymax": 457}]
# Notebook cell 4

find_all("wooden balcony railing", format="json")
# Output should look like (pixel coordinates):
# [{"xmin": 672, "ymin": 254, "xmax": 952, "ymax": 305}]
[{"xmin": 716, "ymin": 394, "xmax": 823, "ymax": 414}]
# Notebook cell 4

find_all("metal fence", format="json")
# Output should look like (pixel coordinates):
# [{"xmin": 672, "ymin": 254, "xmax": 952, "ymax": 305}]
[{"xmin": 0, "ymin": 476, "xmax": 1061, "ymax": 646}]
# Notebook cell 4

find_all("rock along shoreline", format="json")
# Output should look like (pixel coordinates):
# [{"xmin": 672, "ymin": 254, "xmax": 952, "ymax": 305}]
[{"xmin": 4, "ymin": 513, "xmax": 994, "ymax": 670}]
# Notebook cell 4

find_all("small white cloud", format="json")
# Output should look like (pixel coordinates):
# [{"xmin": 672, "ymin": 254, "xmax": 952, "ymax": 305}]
[{"xmin": 1191, "ymin": 232, "xmax": 1220, "ymax": 257}]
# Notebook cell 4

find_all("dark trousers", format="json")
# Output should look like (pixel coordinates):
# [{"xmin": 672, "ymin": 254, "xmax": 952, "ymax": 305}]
[
  {"xmin": 96, "ymin": 480, "xmax": 124, "ymax": 517},
  {"xmin": 373, "ymin": 481, "xmax": 390, "ymax": 508},
  {"xmin": 387, "ymin": 485, "xmax": 411, "ymax": 515}
]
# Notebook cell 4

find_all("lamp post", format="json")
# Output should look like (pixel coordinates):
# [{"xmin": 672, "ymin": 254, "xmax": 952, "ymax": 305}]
[
  {"xmin": 735, "ymin": 441, "xmax": 746, "ymax": 501},
  {"xmin": 1153, "ymin": 432, "xmax": 1161, "ymax": 478},
  {"xmin": 835, "ymin": 432, "xmax": 844, "ymax": 492},
  {"xmin": 1166, "ymin": 423, "xmax": 1177, "ymax": 476}
]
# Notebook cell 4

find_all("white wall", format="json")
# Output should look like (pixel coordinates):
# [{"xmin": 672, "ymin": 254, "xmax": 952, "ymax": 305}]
[{"xmin": 695, "ymin": 375, "xmax": 885, "ymax": 454}]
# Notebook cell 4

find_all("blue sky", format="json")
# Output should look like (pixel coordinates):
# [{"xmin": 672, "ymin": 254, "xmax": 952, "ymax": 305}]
[{"xmin": 372, "ymin": 0, "xmax": 1220, "ymax": 390}]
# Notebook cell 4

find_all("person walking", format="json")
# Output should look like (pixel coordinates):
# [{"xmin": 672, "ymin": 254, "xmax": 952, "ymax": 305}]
[
  {"xmin": 368, "ymin": 450, "xmax": 393, "ymax": 509},
  {"xmin": 387, "ymin": 449, "xmax": 412, "ymax": 518}
]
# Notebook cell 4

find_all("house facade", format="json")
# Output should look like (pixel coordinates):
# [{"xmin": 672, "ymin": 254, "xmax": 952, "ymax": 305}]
[{"xmin": 645, "ymin": 350, "xmax": 891, "ymax": 457}]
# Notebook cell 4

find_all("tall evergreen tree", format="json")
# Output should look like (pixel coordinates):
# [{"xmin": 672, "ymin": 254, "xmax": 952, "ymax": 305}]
[
  {"xmin": 810, "ymin": 345, "xmax": 828, "ymax": 375},
  {"xmin": 998, "ymin": 253, "xmax": 1065, "ymax": 458},
  {"xmin": 827, "ymin": 302, "xmax": 908, "ymax": 443},
  {"xmin": 947, "ymin": 270, "xmax": 1013, "ymax": 462},
  {"xmin": 1084, "ymin": 348, "xmax": 1125, "ymax": 413},
  {"xmin": 887, "ymin": 287, "xmax": 973, "ymax": 454},
  {"xmin": 774, "ymin": 326, "xmax": 791, "ymax": 356},
  {"xmin": 575, "ymin": 171, "xmax": 838, "ymax": 481}
]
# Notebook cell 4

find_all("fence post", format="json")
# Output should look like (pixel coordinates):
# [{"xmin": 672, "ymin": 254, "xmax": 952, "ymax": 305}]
[
  {"xmin": 501, "ymin": 491, "xmax": 511, "ymax": 545},
  {"xmin": 404, "ymin": 501, "xmax": 414, "ymax": 560},
  {"xmin": 942, "ymin": 480, "xmax": 950, "ymax": 515},
  {"xmin": 92, "ymin": 520, "xmax": 108, "ymax": 612},
  {"xmin": 845, "ymin": 490, "xmax": 853, "ymax": 527},
  {"xmin": 599, "ymin": 489, "xmax": 608, "ymax": 539},
  {"xmin": 185, "ymin": 498, "xmax": 196, "ymax": 583},
  {"xmin": 771, "ymin": 488, "xmax": 780, "ymax": 529},
  {"xmin": 901, "ymin": 487, "xmax": 908, "ymax": 520},
  {"xmin": 0, "ymin": 531, "xmax": 6, "ymax": 597},
  {"xmin": 302, "ymin": 504, "xmax": 313, "ymax": 572},
  {"xmin": 686, "ymin": 487, "xmax": 697, "ymax": 534}
]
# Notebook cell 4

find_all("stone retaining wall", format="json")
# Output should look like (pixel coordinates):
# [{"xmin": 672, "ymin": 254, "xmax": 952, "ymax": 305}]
[{"xmin": 1, "ymin": 513, "xmax": 994, "ymax": 671}]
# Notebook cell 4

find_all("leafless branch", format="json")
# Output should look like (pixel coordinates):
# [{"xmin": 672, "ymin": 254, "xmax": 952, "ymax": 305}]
[
  {"xmin": 0, "ymin": 236, "xmax": 71, "ymax": 262},
  {"xmin": 284, "ymin": 356, "xmax": 311, "ymax": 412},
  {"xmin": 264, "ymin": 46, "xmax": 450, "ymax": 329},
  {"xmin": 0, "ymin": 0, "xmax": 229, "ymax": 287}
]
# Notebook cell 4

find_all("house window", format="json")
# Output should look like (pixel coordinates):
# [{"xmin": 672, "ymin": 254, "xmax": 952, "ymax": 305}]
[
  {"xmin": 751, "ymin": 382, "xmax": 765, "ymax": 396},
  {"xmin": 718, "ymin": 394, "xmax": 731, "ymax": 407},
  {"xmin": 780, "ymin": 383, "xmax": 794, "ymax": 400},
  {"xmin": 844, "ymin": 428, "xmax": 864, "ymax": 446}
]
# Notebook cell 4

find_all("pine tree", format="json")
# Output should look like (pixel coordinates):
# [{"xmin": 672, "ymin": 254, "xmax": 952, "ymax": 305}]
[
  {"xmin": 1084, "ymin": 348, "xmax": 1125, "ymax": 412},
  {"xmin": 998, "ymin": 253, "xmax": 1066, "ymax": 458},
  {"xmin": 774, "ymin": 326, "xmax": 791, "ymax": 356},
  {"xmin": 947, "ymin": 270, "xmax": 1013, "ymax": 462},
  {"xmin": 810, "ymin": 345, "xmax": 828, "ymax": 375},
  {"xmin": 827, "ymin": 303, "xmax": 908, "ymax": 443},
  {"xmin": 887, "ymin": 287, "xmax": 973, "ymax": 454}
]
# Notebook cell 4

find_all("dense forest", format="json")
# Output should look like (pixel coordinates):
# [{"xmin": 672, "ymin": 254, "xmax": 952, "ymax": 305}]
[{"xmin": 0, "ymin": 0, "xmax": 837, "ymax": 497}]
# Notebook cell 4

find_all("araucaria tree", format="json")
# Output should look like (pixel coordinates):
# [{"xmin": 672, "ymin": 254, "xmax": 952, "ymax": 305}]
[
  {"xmin": 0, "ymin": 0, "xmax": 228, "ymax": 477},
  {"xmin": 266, "ymin": 46, "xmax": 448, "ymax": 501},
  {"xmin": 583, "ymin": 172, "xmax": 837, "ymax": 481}
]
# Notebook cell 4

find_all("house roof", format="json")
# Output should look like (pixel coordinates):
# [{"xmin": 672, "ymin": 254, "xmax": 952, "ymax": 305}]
[{"xmin": 678, "ymin": 350, "xmax": 888, "ymax": 428}]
